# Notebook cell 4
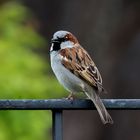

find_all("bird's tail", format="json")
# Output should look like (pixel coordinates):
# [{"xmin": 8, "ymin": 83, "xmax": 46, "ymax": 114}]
[{"xmin": 85, "ymin": 90, "xmax": 113, "ymax": 124}]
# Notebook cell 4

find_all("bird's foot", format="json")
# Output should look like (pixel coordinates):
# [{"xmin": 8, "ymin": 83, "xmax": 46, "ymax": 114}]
[{"xmin": 65, "ymin": 93, "xmax": 75, "ymax": 103}]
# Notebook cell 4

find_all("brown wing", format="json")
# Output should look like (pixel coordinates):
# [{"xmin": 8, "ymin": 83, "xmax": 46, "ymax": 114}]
[{"xmin": 59, "ymin": 45, "xmax": 105, "ymax": 92}]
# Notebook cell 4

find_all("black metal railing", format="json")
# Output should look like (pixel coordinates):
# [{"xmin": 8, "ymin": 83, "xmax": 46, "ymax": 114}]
[{"xmin": 0, "ymin": 99, "xmax": 140, "ymax": 140}]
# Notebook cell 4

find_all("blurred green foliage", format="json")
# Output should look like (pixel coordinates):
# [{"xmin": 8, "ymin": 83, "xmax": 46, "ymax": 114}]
[{"xmin": 0, "ymin": 2, "xmax": 66, "ymax": 140}]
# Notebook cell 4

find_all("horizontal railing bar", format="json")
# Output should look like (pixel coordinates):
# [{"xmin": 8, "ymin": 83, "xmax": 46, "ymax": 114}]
[{"xmin": 0, "ymin": 99, "xmax": 139, "ymax": 110}]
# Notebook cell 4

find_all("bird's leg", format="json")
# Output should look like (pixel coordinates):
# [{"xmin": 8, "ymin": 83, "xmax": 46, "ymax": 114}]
[{"xmin": 66, "ymin": 92, "xmax": 75, "ymax": 100}]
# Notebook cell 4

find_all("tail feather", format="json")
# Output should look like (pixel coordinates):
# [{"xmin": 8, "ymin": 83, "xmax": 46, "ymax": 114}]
[{"xmin": 85, "ymin": 91, "xmax": 113, "ymax": 124}]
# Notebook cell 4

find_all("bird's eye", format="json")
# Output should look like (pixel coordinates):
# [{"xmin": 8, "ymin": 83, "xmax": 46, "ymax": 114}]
[
  {"xmin": 65, "ymin": 36, "xmax": 69, "ymax": 40},
  {"xmin": 55, "ymin": 35, "xmax": 69, "ymax": 43}
]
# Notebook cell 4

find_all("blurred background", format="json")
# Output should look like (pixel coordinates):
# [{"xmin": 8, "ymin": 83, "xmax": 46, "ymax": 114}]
[{"xmin": 0, "ymin": 0, "xmax": 140, "ymax": 140}]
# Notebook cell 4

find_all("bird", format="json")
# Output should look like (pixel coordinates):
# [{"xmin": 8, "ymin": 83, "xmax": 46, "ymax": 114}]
[{"xmin": 50, "ymin": 30, "xmax": 113, "ymax": 124}]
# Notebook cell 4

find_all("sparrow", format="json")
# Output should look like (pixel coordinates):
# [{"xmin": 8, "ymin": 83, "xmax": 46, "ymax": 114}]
[{"xmin": 50, "ymin": 30, "xmax": 113, "ymax": 124}]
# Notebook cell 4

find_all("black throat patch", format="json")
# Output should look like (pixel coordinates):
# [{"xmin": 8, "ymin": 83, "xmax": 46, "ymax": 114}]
[{"xmin": 52, "ymin": 42, "xmax": 61, "ymax": 51}]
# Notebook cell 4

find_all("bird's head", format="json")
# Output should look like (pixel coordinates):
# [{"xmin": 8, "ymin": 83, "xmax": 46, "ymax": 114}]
[{"xmin": 50, "ymin": 30, "xmax": 78, "ymax": 52}]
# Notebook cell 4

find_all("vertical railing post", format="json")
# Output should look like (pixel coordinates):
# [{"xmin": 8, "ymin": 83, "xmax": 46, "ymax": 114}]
[{"xmin": 52, "ymin": 110, "xmax": 63, "ymax": 140}]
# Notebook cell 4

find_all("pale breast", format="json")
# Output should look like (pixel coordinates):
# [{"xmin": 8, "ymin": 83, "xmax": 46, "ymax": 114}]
[{"xmin": 51, "ymin": 52, "xmax": 84, "ymax": 93}]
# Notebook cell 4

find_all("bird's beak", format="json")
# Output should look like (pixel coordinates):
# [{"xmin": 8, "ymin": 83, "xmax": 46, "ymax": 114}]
[{"xmin": 51, "ymin": 38, "xmax": 60, "ymax": 43}]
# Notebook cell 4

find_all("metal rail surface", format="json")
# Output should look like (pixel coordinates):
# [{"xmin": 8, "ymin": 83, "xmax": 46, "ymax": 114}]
[
  {"xmin": 0, "ymin": 99, "xmax": 140, "ymax": 140},
  {"xmin": 0, "ymin": 99, "xmax": 139, "ymax": 110}
]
